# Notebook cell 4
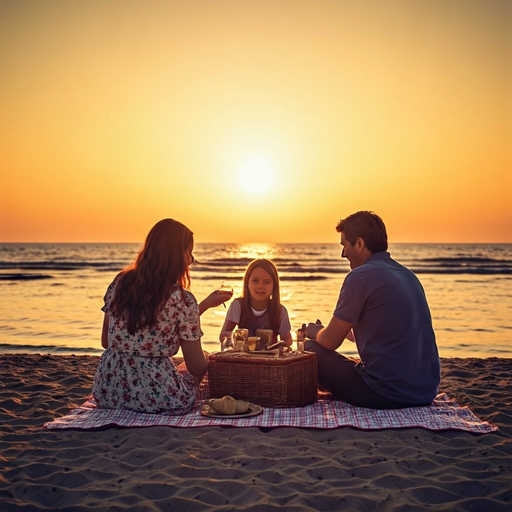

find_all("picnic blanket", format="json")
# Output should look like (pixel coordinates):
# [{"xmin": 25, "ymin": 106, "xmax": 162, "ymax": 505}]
[{"xmin": 44, "ymin": 393, "xmax": 497, "ymax": 433}]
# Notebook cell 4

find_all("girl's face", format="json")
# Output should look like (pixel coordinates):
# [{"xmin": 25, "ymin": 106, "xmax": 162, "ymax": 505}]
[{"xmin": 247, "ymin": 266, "xmax": 274, "ymax": 303}]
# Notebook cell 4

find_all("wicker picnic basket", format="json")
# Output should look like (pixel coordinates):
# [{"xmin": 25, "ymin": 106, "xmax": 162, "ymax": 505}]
[{"xmin": 207, "ymin": 351, "xmax": 318, "ymax": 407}]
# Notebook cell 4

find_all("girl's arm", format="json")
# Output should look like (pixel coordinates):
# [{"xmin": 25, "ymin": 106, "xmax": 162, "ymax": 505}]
[
  {"xmin": 218, "ymin": 299, "xmax": 240, "ymax": 341},
  {"xmin": 280, "ymin": 330, "xmax": 293, "ymax": 347},
  {"xmin": 101, "ymin": 314, "xmax": 109, "ymax": 349},
  {"xmin": 219, "ymin": 319, "xmax": 237, "ymax": 342},
  {"xmin": 180, "ymin": 340, "xmax": 208, "ymax": 379},
  {"xmin": 279, "ymin": 305, "xmax": 293, "ymax": 346}
]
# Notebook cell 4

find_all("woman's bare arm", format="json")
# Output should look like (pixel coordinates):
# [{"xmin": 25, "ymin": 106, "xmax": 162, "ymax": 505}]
[
  {"xmin": 180, "ymin": 339, "xmax": 208, "ymax": 378},
  {"xmin": 101, "ymin": 314, "xmax": 109, "ymax": 349}
]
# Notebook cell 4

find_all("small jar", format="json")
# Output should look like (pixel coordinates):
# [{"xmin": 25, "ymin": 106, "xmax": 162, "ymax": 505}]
[
  {"xmin": 233, "ymin": 328, "xmax": 248, "ymax": 351},
  {"xmin": 296, "ymin": 323, "xmax": 306, "ymax": 353}
]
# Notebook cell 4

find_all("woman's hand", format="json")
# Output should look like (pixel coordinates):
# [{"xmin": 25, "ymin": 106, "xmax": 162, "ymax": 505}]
[{"xmin": 198, "ymin": 289, "xmax": 233, "ymax": 315}]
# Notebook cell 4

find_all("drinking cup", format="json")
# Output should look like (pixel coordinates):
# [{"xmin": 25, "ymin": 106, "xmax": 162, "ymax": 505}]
[
  {"xmin": 246, "ymin": 336, "xmax": 260, "ymax": 352},
  {"xmin": 234, "ymin": 328, "xmax": 248, "ymax": 351}
]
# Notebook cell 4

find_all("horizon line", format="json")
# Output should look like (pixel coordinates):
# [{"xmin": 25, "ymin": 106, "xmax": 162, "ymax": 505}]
[{"xmin": 1, "ymin": 241, "xmax": 511, "ymax": 245}]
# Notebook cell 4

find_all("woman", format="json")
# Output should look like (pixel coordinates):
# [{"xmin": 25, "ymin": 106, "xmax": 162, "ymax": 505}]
[{"xmin": 91, "ymin": 218, "xmax": 231, "ymax": 414}]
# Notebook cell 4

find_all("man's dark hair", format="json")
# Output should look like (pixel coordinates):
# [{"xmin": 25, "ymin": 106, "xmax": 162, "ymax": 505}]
[{"xmin": 336, "ymin": 211, "xmax": 388, "ymax": 253}]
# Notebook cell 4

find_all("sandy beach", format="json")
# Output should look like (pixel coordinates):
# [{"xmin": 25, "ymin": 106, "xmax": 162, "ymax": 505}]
[{"xmin": 0, "ymin": 354, "xmax": 511, "ymax": 511}]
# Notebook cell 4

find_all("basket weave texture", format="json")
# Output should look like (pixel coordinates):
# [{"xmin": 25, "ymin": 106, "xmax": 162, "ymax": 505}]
[{"xmin": 207, "ymin": 352, "xmax": 318, "ymax": 407}]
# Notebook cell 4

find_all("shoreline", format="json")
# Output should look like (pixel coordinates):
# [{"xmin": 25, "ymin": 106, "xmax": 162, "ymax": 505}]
[{"xmin": 1, "ymin": 354, "xmax": 511, "ymax": 511}]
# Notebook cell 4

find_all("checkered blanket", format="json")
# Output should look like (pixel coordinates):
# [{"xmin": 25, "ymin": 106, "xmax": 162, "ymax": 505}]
[{"xmin": 43, "ymin": 393, "xmax": 497, "ymax": 433}]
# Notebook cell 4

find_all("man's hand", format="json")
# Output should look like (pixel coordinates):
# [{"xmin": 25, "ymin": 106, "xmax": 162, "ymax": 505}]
[
  {"xmin": 308, "ymin": 316, "xmax": 354, "ymax": 351},
  {"xmin": 306, "ymin": 320, "xmax": 324, "ymax": 340}
]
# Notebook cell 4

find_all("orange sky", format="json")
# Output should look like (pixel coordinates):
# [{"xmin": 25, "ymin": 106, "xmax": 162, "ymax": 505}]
[{"xmin": 1, "ymin": 0, "xmax": 511, "ymax": 243}]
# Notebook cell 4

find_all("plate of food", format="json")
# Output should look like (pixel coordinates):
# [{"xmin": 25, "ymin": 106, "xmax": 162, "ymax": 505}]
[{"xmin": 201, "ymin": 396, "xmax": 263, "ymax": 419}]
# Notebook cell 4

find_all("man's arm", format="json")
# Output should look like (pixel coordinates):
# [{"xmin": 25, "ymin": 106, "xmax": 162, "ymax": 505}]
[{"xmin": 307, "ymin": 316, "xmax": 354, "ymax": 351}]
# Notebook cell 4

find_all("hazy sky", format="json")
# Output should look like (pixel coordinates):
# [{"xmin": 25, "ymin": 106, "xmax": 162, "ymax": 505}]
[{"xmin": 1, "ymin": 0, "xmax": 511, "ymax": 243}]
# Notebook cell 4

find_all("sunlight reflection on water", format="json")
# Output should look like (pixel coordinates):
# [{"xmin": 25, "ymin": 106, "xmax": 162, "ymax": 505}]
[{"xmin": 0, "ymin": 243, "xmax": 511, "ymax": 358}]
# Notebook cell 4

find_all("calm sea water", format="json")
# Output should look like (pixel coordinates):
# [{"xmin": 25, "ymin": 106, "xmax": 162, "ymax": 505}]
[{"xmin": 1, "ymin": 243, "xmax": 511, "ymax": 358}]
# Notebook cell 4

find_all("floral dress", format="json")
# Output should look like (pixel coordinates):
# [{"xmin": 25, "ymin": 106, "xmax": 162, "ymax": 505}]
[{"xmin": 92, "ymin": 276, "xmax": 203, "ymax": 414}]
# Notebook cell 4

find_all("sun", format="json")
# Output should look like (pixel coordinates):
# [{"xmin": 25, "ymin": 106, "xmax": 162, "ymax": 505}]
[{"xmin": 238, "ymin": 156, "xmax": 275, "ymax": 193}]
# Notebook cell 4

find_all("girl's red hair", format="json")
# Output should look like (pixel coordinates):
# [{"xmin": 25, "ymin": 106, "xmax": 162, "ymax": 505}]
[{"xmin": 110, "ymin": 219, "xmax": 193, "ymax": 333}]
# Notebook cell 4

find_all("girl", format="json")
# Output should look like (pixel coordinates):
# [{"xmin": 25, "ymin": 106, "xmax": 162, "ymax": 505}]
[
  {"xmin": 219, "ymin": 258, "xmax": 293, "ymax": 346},
  {"xmin": 91, "ymin": 219, "xmax": 232, "ymax": 414}
]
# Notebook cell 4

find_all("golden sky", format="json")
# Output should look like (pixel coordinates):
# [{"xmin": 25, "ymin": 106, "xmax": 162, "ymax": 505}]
[{"xmin": 1, "ymin": 0, "xmax": 511, "ymax": 243}]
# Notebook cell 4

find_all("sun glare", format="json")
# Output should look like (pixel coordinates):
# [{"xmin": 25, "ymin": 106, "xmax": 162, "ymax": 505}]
[
  {"xmin": 238, "ymin": 157, "xmax": 275, "ymax": 193},
  {"xmin": 234, "ymin": 243, "xmax": 278, "ymax": 260}
]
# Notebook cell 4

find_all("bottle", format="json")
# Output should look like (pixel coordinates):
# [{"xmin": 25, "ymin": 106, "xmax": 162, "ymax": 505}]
[{"xmin": 296, "ymin": 323, "xmax": 306, "ymax": 353}]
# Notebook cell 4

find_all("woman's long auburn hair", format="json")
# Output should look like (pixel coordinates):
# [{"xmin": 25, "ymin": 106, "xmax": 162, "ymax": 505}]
[
  {"xmin": 239, "ymin": 259, "xmax": 282, "ymax": 332},
  {"xmin": 110, "ymin": 219, "xmax": 193, "ymax": 334}
]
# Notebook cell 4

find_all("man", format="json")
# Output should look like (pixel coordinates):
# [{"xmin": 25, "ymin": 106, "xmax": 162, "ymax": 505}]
[{"xmin": 306, "ymin": 211, "xmax": 440, "ymax": 409}]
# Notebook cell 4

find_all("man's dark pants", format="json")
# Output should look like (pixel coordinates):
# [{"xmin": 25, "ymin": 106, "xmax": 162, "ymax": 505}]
[{"xmin": 305, "ymin": 340, "xmax": 424, "ymax": 409}]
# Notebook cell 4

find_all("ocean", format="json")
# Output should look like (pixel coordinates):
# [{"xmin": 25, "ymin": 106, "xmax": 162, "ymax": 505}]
[{"xmin": 1, "ymin": 243, "xmax": 511, "ymax": 358}]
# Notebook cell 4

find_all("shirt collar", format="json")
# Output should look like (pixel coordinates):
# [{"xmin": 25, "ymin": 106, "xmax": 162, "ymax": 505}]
[{"xmin": 367, "ymin": 251, "xmax": 390, "ymax": 262}]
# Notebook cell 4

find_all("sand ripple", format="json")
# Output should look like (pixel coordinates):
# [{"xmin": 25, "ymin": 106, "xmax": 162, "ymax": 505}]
[{"xmin": 0, "ymin": 354, "xmax": 511, "ymax": 511}]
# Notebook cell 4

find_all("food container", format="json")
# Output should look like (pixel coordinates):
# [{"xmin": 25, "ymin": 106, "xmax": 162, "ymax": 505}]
[
  {"xmin": 255, "ymin": 328, "xmax": 274, "ymax": 350},
  {"xmin": 245, "ymin": 336, "xmax": 260, "ymax": 352},
  {"xmin": 207, "ymin": 351, "xmax": 318, "ymax": 407}
]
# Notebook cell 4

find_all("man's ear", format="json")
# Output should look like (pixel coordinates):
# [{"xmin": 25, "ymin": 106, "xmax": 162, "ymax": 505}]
[{"xmin": 356, "ymin": 237, "xmax": 365, "ymax": 250}]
